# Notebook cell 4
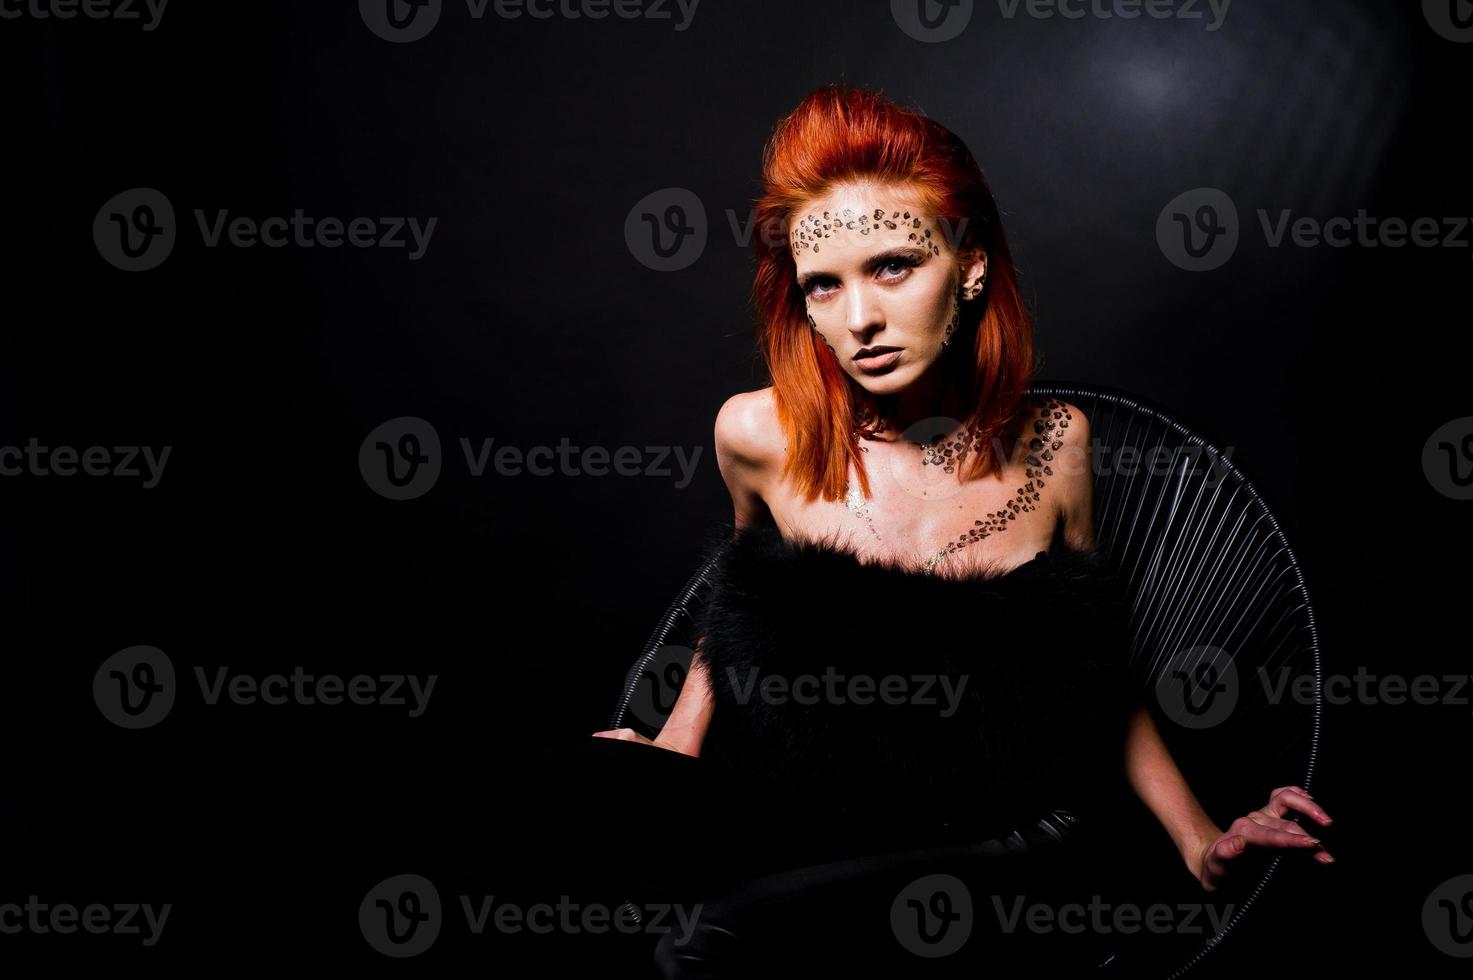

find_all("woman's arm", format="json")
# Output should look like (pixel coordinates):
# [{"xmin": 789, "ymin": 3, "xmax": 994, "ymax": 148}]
[
  {"xmin": 594, "ymin": 392, "xmax": 774, "ymax": 757},
  {"xmin": 657, "ymin": 650, "xmax": 715, "ymax": 755},
  {"xmin": 1056, "ymin": 403, "xmax": 1333, "ymax": 888},
  {"xmin": 1124, "ymin": 704, "xmax": 1223, "ymax": 878},
  {"xmin": 591, "ymin": 647, "xmax": 714, "ymax": 756},
  {"xmin": 1122, "ymin": 710, "xmax": 1335, "ymax": 889},
  {"xmin": 1054, "ymin": 405, "xmax": 1218, "ymax": 876}
]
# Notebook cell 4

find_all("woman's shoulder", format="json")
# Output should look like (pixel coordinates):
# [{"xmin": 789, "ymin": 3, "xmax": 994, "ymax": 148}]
[
  {"xmin": 713, "ymin": 388, "xmax": 1089, "ymax": 457},
  {"xmin": 714, "ymin": 386, "xmax": 779, "ymax": 447},
  {"xmin": 979, "ymin": 392, "xmax": 1090, "ymax": 471},
  {"xmin": 1014, "ymin": 393, "xmax": 1093, "ymax": 537},
  {"xmin": 714, "ymin": 386, "xmax": 785, "ymax": 477},
  {"xmin": 712, "ymin": 388, "xmax": 783, "ymax": 526},
  {"xmin": 1018, "ymin": 392, "xmax": 1088, "ymax": 438}
]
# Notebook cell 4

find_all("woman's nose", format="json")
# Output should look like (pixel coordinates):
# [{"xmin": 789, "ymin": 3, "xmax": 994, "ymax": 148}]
[{"xmin": 843, "ymin": 284, "xmax": 883, "ymax": 334}]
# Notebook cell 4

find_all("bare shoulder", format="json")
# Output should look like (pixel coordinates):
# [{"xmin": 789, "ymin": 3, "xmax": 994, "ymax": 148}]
[
  {"xmin": 713, "ymin": 387, "xmax": 783, "ymax": 524},
  {"xmin": 1026, "ymin": 394, "xmax": 1091, "ymax": 477},
  {"xmin": 1026, "ymin": 396, "xmax": 1095, "ymax": 544},
  {"xmin": 714, "ymin": 387, "xmax": 784, "ymax": 470},
  {"xmin": 1028, "ymin": 396, "xmax": 1090, "ymax": 449}
]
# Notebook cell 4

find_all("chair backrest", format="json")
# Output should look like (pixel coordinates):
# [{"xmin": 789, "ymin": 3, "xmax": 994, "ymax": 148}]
[{"xmin": 610, "ymin": 381, "xmax": 1322, "ymax": 979}]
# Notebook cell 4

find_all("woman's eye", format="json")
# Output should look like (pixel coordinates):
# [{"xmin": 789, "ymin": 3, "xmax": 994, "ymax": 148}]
[{"xmin": 804, "ymin": 259, "xmax": 914, "ymax": 298}]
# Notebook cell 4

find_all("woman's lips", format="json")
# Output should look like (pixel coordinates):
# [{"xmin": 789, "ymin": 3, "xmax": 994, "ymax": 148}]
[{"xmin": 854, "ymin": 349, "xmax": 902, "ymax": 373}]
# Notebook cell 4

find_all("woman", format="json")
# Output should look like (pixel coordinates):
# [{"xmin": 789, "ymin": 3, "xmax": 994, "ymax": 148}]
[{"xmin": 594, "ymin": 84, "xmax": 1333, "ymax": 976}]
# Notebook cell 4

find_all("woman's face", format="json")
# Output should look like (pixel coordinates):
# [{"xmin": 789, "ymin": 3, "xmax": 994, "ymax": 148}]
[{"xmin": 790, "ymin": 184, "xmax": 986, "ymax": 396}]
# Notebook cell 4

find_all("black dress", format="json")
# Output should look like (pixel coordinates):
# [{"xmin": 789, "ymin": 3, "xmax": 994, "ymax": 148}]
[{"xmin": 652, "ymin": 519, "xmax": 1142, "ymax": 977}]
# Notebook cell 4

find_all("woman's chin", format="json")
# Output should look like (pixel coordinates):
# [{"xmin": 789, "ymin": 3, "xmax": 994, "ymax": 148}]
[{"xmin": 851, "ymin": 362, "xmax": 926, "ymax": 395}]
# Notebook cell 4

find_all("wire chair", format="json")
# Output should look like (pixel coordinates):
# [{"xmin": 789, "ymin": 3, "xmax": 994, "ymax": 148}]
[{"xmin": 608, "ymin": 381, "xmax": 1323, "ymax": 978}]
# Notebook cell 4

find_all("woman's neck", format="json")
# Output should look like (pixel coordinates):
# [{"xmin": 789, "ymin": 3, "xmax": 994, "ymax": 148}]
[{"xmin": 863, "ymin": 365, "xmax": 974, "ymax": 445}]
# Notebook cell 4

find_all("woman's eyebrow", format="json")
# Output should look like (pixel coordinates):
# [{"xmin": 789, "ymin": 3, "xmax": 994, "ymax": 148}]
[{"xmin": 797, "ymin": 246, "xmax": 928, "ymax": 288}]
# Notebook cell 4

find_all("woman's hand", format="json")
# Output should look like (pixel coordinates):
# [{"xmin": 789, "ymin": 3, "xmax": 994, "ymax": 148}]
[
  {"xmin": 591, "ymin": 728, "xmax": 689, "ymax": 755},
  {"xmin": 1192, "ymin": 785, "xmax": 1335, "ymax": 893}
]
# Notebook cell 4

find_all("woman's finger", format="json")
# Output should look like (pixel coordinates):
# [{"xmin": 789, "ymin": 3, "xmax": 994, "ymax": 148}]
[
  {"xmin": 1238, "ymin": 816, "xmax": 1335, "ymax": 862},
  {"xmin": 1269, "ymin": 784, "xmax": 1312, "ymax": 800},
  {"xmin": 591, "ymin": 728, "xmax": 648, "ymax": 742},
  {"xmin": 1237, "ymin": 819, "xmax": 1323, "ymax": 850},
  {"xmin": 1263, "ymin": 787, "xmax": 1333, "ymax": 826},
  {"xmin": 1202, "ymin": 834, "xmax": 1249, "ymax": 887},
  {"xmin": 1245, "ymin": 812, "xmax": 1312, "ymax": 837}
]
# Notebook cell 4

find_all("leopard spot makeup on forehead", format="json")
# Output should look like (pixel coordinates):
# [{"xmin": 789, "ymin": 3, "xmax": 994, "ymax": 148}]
[{"xmin": 788, "ymin": 206, "xmax": 942, "ymax": 257}]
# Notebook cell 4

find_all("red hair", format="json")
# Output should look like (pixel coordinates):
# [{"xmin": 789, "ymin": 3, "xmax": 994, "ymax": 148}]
[{"xmin": 750, "ymin": 84, "xmax": 1038, "ymax": 502}]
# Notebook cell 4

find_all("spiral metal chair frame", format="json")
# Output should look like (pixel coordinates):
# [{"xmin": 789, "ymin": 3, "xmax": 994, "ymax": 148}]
[{"xmin": 609, "ymin": 381, "xmax": 1323, "ymax": 978}]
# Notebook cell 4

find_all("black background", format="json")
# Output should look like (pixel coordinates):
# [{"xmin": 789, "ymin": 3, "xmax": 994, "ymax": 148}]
[{"xmin": 2, "ymin": 0, "xmax": 1469, "ymax": 973}]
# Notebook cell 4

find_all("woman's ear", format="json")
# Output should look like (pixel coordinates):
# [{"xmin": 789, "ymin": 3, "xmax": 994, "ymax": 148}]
[{"xmin": 960, "ymin": 247, "xmax": 988, "ymax": 299}]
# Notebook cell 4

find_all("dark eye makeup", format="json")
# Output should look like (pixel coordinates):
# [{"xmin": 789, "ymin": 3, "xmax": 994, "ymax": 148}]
[{"xmin": 799, "ymin": 248, "xmax": 927, "ymax": 297}]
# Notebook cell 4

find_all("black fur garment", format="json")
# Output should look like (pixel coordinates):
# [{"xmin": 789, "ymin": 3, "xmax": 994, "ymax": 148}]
[{"xmin": 691, "ymin": 520, "xmax": 1140, "ymax": 848}]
